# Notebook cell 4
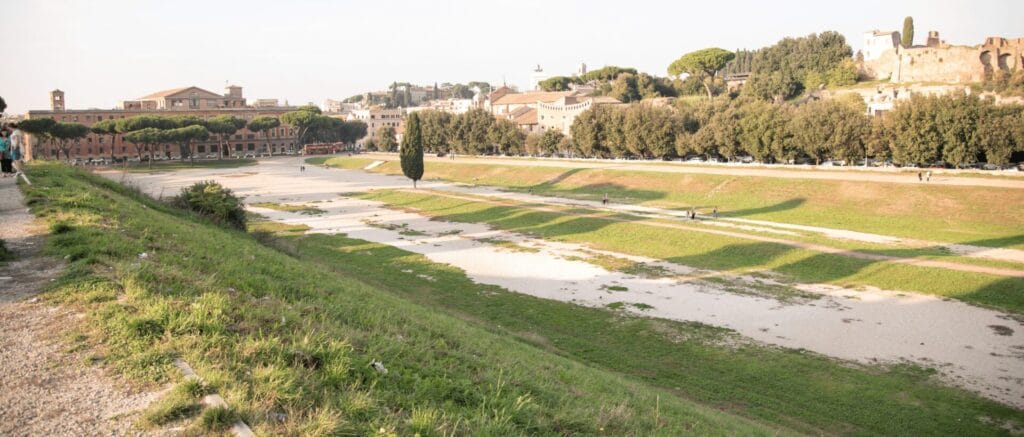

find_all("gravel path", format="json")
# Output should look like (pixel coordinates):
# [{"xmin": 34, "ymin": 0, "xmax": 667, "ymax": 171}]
[{"xmin": 0, "ymin": 175, "xmax": 163, "ymax": 435}]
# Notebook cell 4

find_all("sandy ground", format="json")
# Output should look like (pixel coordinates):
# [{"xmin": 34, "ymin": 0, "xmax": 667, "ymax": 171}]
[
  {"xmin": 0, "ymin": 175, "xmax": 164, "ymax": 435},
  {"xmin": 383, "ymin": 153, "xmax": 1024, "ymax": 189},
  {"xmin": 114, "ymin": 158, "xmax": 1024, "ymax": 409}
]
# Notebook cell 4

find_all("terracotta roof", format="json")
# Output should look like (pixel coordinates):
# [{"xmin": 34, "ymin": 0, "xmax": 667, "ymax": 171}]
[
  {"xmin": 492, "ymin": 90, "xmax": 575, "ymax": 106},
  {"xmin": 137, "ymin": 86, "xmax": 223, "ymax": 100},
  {"xmin": 512, "ymin": 108, "xmax": 537, "ymax": 125}
]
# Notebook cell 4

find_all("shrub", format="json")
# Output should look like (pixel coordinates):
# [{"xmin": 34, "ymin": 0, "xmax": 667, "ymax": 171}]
[
  {"xmin": 0, "ymin": 239, "xmax": 12, "ymax": 261},
  {"xmin": 170, "ymin": 181, "xmax": 246, "ymax": 230}
]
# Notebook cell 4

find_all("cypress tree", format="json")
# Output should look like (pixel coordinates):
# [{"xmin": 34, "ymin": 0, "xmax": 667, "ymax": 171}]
[
  {"xmin": 400, "ymin": 112, "xmax": 424, "ymax": 188},
  {"xmin": 902, "ymin": 16, "xmax": 914, "ymax": 47}
]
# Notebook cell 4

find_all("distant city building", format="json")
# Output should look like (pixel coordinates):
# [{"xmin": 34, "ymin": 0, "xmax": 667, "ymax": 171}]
[
  {"xmin": 537, "ymin": 95, "xmax": 621, "ymax": 135},
  {"xmin": 252, "ymin": 98, "xmax": 280, "ymax": 108},
  {"xmin": 323, "ymin": 99, "xmax": 362, "ymax": 114},
  {"xmin": 121, "ymin": 85, "xmax": 246, "ymax": 110},
  {"xmin": 24, "ymin": 86, "xmax": 298, "ymax": 161},
  {"xmin": 344, "ymin": 107, "xmax": 405, "ymax": 146}
]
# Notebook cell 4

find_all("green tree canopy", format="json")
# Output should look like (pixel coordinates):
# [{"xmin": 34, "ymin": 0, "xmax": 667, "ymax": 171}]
[
  {"xmin": 902, "ymin": 16, "xmax": 914, "ymax": 47},
  {"xmin": 667, "ymin": 48, "xmax": 735, "ymax": 99}
]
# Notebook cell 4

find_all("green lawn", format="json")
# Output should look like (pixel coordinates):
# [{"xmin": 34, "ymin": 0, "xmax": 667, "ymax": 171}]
[
  {"xmin": 273, "ymin": 230, "xmax": 1024, "ymax": 435},
  {"xmin": 110, "ymin": 158, "xmax": 258, "ymax": 172},
  {"xmin": 360, "ymin": 190, "xmax": 1024, "ymax": 315},
  {"xmin": 309, "ymin": 156, "xmax": 378, "ymax": 169},
  {"xmin": 23, "ymin": 162, "xmax": 772, "ymax": 435},
  {"xmin": 327, "ymin": 157, "xmax": 1024, "ymax": 249}
]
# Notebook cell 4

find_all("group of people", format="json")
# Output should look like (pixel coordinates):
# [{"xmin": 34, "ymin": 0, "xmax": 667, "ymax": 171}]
[
  {"xmin": 917, "ymin": 171, "xmax": 932, "ymax": 182},
  {"xmin": 0, "ymin": 123, "xmax": 24, "ymax": 177}
]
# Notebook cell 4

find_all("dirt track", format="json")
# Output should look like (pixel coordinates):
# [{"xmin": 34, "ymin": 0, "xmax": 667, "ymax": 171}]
[{"xmin": 0, "ymin": 176, "xmax": 161, "ymax": 435}]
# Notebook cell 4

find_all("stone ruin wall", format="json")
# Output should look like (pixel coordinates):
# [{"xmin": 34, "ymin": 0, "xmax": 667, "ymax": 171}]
[{"xmin": 861, "ymin": 37, "xmax": 1024, "ymax": 84}]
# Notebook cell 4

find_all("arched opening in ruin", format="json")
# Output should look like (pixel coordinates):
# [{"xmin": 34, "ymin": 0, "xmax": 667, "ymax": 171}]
[
  {"xmin": 997, "ymin": 53, "xmax": 1013, "ymax": 72},
  {"xmin": 980, "ymin": 51, "xmax": 994, "ymax": 80}
]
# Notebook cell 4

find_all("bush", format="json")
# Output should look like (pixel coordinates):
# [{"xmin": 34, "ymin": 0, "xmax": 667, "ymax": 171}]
[
  {"xmin": 170, "ymin": 181, "xmax": 246, "ymax": 230},
  {"xmin": 0, "ymin": 239, "xmax": 12, "ymax": 262}
]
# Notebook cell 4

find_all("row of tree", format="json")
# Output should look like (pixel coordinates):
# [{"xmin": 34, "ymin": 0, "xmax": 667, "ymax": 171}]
[
  {"xmin": 366, "ymin": 109, "xmax": 526, "ymax": 156},
  {"xmin": 564, "ymin": 93, "xmax": 1024, "ymax": 166},
  {"xmin": 389, "ymin": 94, "xmax": 1022, "ymax": 167},
  {"xmin": 17, "ymin": 105, "xmax": 367, "ymax": 166}
]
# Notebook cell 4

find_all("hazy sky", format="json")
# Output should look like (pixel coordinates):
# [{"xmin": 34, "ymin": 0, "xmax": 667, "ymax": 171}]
[{"xmin": 3, "ymin": 0, "xmax": 1021, "ymax": 114}]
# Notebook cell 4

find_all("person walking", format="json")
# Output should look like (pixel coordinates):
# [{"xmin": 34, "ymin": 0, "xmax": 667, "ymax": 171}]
[
  {"xmin": 602, "ymin": 193, "xmax": 608, "ymax": 205},
  {"xmin": 712, "ymin": 206, "xmax": 719, "ymax": 219},
  {"xmin": 926, "ymin": 170, "xmax": 932, "ymax": 182},
  {"xmin": 0, "ymin": 130, "xmax": 11, "ymax": 177},
  {"xmin": 9, "ymin": 124, "xmax": 24, "ymax": 175},
  {"xmin": 917, "ymin": 172, "xmax": 922, "ymax": 181}
]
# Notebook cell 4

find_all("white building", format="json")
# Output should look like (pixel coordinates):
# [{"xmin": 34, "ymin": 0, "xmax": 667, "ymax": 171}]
[
  {"xmin": 345, "ymin": 107, "xmax": 405, "ymax": 145},
  {"xmin": 863, "ymin": 30, "xmax": 900, "ymax": 61}
]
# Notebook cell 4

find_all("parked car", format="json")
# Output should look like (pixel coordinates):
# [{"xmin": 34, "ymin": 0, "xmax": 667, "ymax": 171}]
[
  {"xmin": 243, "ymin": 153, "xmax": 256, "ymax": 159},
  {"xmin": 686, "ymin": 156, "xmax": 705, "ymax": 163}
]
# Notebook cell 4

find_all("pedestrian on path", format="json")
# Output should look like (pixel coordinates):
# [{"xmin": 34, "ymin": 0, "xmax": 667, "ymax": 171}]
[
  {"xmin": 712, "ymin": 206, "xmax": 718, "ymax": 219},
  {"xmin": 689, "ymin": 209, "xmax": 696, "ymax": 220},
  {"xmin": 926, "ymin": 170, "xmax": 932, "ymax": 182},
  {"xmin": 9, "ymin": 124, "xmax": 23, "ymax": 175},
  {"xmin": 917, "ymin": 172, "xmax": 922, "ymax": 181},
  {"xmin": 602, "ymin": 193, "xmax": 608, "ymax": 205},
  {"xmin": 0, "ymin": 130, "xmax": 12, "ymax": 177}
]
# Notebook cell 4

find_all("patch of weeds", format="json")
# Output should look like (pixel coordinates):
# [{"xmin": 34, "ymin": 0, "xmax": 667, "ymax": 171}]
[
  {"xmin": 362, "ymin": 220, "xmax": 427, "ymax": 236},
  {"xmin": 437, "ymin": 229, "xmax": 463, "ymax": 236},
  {"xmin": 200, "ymin": 405, "xmax": 238, "ymax": 431},
  {"xmin": 251, "ymin": 202, "xmax": 325, "ymax": 216},
  {"xmin": 477, "ymin": 237, "xmax": 540, "ymax": 253},
  {"xmin": 606, "ymin": 301, "xmax": 654, "ymax": 311},
  {"xmin": 621, "ymin": 262, "xmax": 673, "ymax": 278},
  {"xmin": 702, "ymin": 276, "xmax": 818, "ymax": 303},
  {"xmin": 601, "ymin": 284, "xmax": 629, "ymax": 292},
  {"xmin": 142, "ymin": 379, "xmax": 210, "ymax": 427},
  {"xmin": 989, "ymin": 325, "xmax": 1014, "ymax": 336}
]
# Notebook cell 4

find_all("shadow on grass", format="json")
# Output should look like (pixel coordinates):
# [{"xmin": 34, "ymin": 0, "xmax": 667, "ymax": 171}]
[{"xmin": 722, "ymin": 198, "xmax": 806, "ymax": 218}]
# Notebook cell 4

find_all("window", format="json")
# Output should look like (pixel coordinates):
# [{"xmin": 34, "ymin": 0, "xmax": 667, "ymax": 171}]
[
  {"xmin": 247, "ymin": 143, "xmax": 255, "ymax": 151},
  {"xmin": 99, "ymin": 138, "xmax": 104, "ymax": 144},
  {"xmin": 98, "ymin": 116, "xmax": 104, "ymax": 121},
  {"xmin": 247, "ymin": 134, "xmax": 255, "ymax": 139},
  {"xmin": 235, "ymin": 144, "xmax": 242, "ymax": 151},
  {"xmin": 198, "ymin": 145, "xmax": 205, "ymax": 153}
]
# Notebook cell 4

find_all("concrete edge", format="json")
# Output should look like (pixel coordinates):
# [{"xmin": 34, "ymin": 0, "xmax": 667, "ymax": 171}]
[{"xmin": 173, "ymin": 359, "xmax": 254, "ymax": 437}]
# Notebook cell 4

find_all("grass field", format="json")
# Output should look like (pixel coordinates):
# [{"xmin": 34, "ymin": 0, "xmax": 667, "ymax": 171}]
[
  {"xmin": 270, "ymin": 229, "xmax": 1024, "ymax": 435},
  {"xmin": 23, "ymin": 162, "xmax": 775, "ymax": 435},
  {"xmin": 103, "ymin": 158, "xmax": 258, "ymax": 172},
  {"xmin": 359, "ymin": 190, "xmax": 1024, "ymax": 314},
  {"xmin": 324, "ymin": 157, "xmax": 1024, "ymax": 249}
]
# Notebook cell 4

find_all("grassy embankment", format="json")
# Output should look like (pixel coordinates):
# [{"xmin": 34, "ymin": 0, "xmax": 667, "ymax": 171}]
[
  {"xmin": 253, "ymin": 221, "xmax": 1024, "ymax": 435},
  {"xmin": 324, "ymin": 157, "xmax": 1024, "ymax": 250},
  {"xmin": 359, "ymin": 190, "xmax": 1024, "ymax": 315},
  {"xmin": 23, "ymin": 162, "xmax": 771, "ymax": 434}
]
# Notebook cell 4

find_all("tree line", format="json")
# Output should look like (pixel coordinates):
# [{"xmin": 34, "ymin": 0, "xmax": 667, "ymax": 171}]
[
  {"xmin": 17, "ymin": 105, "xmax": 367, "ymax": 166},
  {"xmin": 566, "ymin": 93, "xmax": 1024, "ymax": 167},
  {"xmin": 394, "ymin": 94, "xmax": 1022, "ymax": 167}
]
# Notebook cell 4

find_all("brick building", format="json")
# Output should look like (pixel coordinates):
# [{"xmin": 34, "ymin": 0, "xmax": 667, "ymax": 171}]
[{"xmin": 24, "ymin": 85, "xmax": 299, "ymax": 161}]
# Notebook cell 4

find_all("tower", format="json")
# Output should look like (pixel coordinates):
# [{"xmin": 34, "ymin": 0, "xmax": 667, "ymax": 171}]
[{"xmin": 50, "ymin": 89, "xmax": 65, "ymax": 111}]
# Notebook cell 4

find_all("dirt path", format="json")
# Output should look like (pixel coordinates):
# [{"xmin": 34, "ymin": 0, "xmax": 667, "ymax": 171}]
[
  {"xmin": 115, "ymin": 160, "xmax": 1024, "ymax": 409},
  {"xmin": 0, "ymin": 176, "xmax": 162, "ymax": 435},
  {"xmin": 382, "ymin": 153, "xmax": 1024, "ymax": 189}
]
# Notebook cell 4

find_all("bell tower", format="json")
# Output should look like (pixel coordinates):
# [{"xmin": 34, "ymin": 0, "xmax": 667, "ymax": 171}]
[{"xmin": 50, "ymin": 89, "xmax": 65, "ymax": 111}]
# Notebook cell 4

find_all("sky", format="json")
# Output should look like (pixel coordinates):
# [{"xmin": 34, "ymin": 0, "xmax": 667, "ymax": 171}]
[{"xmin": 2, "ymin": 0, "xmax": 1022, "ymax": 114}]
